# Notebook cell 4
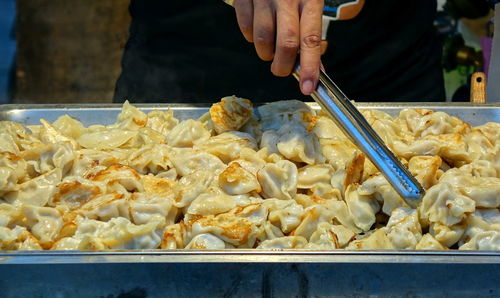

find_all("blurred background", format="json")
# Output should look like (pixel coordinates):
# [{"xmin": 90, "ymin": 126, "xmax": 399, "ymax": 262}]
[{"xmin": 0, "ymin": 0, "xmax": 495, "ymax": 104}]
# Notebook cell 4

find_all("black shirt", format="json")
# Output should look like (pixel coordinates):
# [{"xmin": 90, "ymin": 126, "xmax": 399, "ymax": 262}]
[{"xmin": 114, "ymin": 0, "xmax": 445, "ymax": 103}]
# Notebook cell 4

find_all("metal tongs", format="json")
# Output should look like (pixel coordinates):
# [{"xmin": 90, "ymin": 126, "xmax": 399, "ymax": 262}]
[{"xmin": 293, "ymin": 66, "xmax": 425, "ymax": 207}]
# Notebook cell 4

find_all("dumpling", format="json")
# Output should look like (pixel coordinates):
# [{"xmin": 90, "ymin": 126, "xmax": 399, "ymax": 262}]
[
  {"xmin": 22, "ymin": 205, "xmax": 63, "ymax": 249},
  {"xmin": 129, "ymin": 192, "xmax": 177, "ymax": 226},
  {"xmin": 78, "ymin": 129, "xmax": 138, "ymax": 150},
  {"xmin": 146, "ymin": 109, "xmax": 179, "ymax": 135},
  {"xmin": 113, "ymin": 100, "xmax": 148, "ymax": 130},
  {"xmin": 161, "ymin": 223, "xmax": 186, "ymax": 249},
  {"xmin": 166, "ymin": 119, "xmax": 210, "ymax": 148},
  {"xmin": 420, "ymin": 182, "xmax": 475, "ymax": 227},
  {"xmin": 51, "ymin": 115, "xmax": 86, "ymax": 140},
  {"xmin": 297, "ymin": 164, "xmax": 334, "ymax": 189},
  {"xmin": 209, "ymin": 95, "xmax": 253, "ymax": 134},
  {"xmin": 219, "ymin": 162, "xmax": 261, "ymax": 195},
  {"xmin": 258, "ymin": 100, "xmax": 314, "ymax": 131},
  {"xmin": 194, "ymin": 131, "xmax": 257, "ymax": 163},
  {"xmin": 292, "ymin": 205, "xmax": 335, "ymax": 240},
  {"xmin": 0, "ymin": 152, "xmax": 27, "ymax": 193},
  {"xmin": 257, "ymin": 160, "xmax": 298, "ymax": 200},
  {"xmin": 275, "ymin": 123, "xmax": 325, "ymax": 165},
  {"xmin": 4, "ymin": 168, "xmax": 62, "ymax": 206},
  {"xmin": 408, "ymin": 155, "xmax": 442, "ymax": 190},
  {"xmin": 416, "ymin": 233, "xmax": 447, "ymax": 250},
  {"xmin": 385, "ymin": 208, "xmax": 422, "ymax": 249},
  {"xmin": 344, "ymin": 184, "xmax": 380, "ymax": 232},
  {"xmin": 256, "ymin": 236, "xmax": 308, "ymax": 249},
  {"xmin": 187, "ymin": 192, "xmax": 236, "ymax": 216},
  {"xmin": 264, "ymin": 199, "xmax": 304, "ymax": 234},
  {"xmin": 189, "ymin": 213, "xmax": 257, "ymax": 247},
  {"xmin": 169, "ymin": 148, "xmax": 225, "ymax": 176},
  {"xmin": 346, "ymin": 228, "xmax": 394, "ymax": 250},
  {"xmin": 173, "ymin": 170, "xmax": 214, "ymax": 208},
  {"xmin": 127, "ymin": 144, "xmax": 173, "ymax": 174},
  {"xmin": 306, "ymin": 222, "xmax": 356, "ymax": 249},
  {"xmin": 185, "ymin": 233, "xmax": 230, "ymax": 249}
]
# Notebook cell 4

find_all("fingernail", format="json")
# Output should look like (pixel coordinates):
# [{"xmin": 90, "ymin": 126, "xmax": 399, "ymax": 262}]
[{"xmin": 302, "ymin": 80, "xmax": 315, "ymax": 95}]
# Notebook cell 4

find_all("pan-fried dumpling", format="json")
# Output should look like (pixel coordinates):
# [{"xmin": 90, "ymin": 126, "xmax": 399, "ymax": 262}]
[
  {"xmin": 297, "ymin": 164, "xmax": 334, "ymax": 189},
  {"xmin": 429, "ymin": 222, "xmax": 465, "ymax": 247},
  {"xmin": 219, "ymin": 162, "xmax": 261, "ymax": 195},
  {"xmin": 358, "ymin": 173, "xmax": 409, "ymax": 215},
  {"xmin": 174, "ymin": 170, "xmax": 214, "ymax": 208},
  {"xmin": 306, "ymin": 222, "xmax": 356, "ymax": 249},
  {"xmin": 39, "ymin": 119, "xmax": 78, "ymax": 149},
  {"xmin": 52, "ymin": 115, "xmax": 86, "ymax": 140},
  {"xmin": 4, "ymin": 168, "xmax": 62, "ymax": 206},
  {"xmin": 257, "ymin": 160, "xmax": 297, "ymax": 200},
  {"xmin": 255, "ymin": 221, "xmax": 284, "ymax": 242},
  {"xmin": 393, "ymin": 134, "xmax": 470, "ymax": 166},
  {"xmin": 113, "ymin": 100, "xmax": 148, "ymax": 130},
  {"xmin": 416, "ymin": 233, "xmax": 447, "ymax": 250},
  {"xmin": 187, "ymin": 192, "xmax": 236, "ymax": 216},
  {"xmin": 256, "ymin": 236, "xmax": 308, "ymax": 249},
  {"xmin": 129, "ymin": 192, "xmax": 177, "ymax": 226},
  {"xmin": 209, "ymin": 96, "xmax": 253, "ymax": 134},
  {"xmin": 309, "ymin": 115, "xmax": 345, "ymax": 139},
  {"xmin": 79, "ymin": 193, "xmax": 130, "ymax": 222},
  {"xmin": 275, "ymin": 123, "xmax": 325, "ymax": 165},
  {"xmin": 258, "ymin": 100, "xmax": 314, "ymax": 131},
  {"xmin": 146, "ymin": 109, "xmax": 179, "ymax": 135},
  {"xmin": 185, "ymin": 233, "xmax": 230, "ymax": 249},
  {"xmin": 22, "ymin": 205, "xmax": 63, "ymax": 249},
  {"xmin": 459, "ymin": 209, "xmax": 500, "ymax": 250},
  {"xmin": 189, "ymin": 213, "xmax": 257, "ymax": 247},
  {"xmin": 166, "ymin": 119, "xmax": 210, "ymax": 148},
  {"xmin": 385, "ymin": 208, "xmax": 422, "ymax": 249},
  {"xmin": 60, "ymin": 216, "xmax": 164, "ymax": 250},
  {"xmin": 0, "ymin": 152, "xmax": 27, "ymax": 193},
  {"xmin": 127, "ymin": 144, "xmax": 173, "ymax": 175},
  {"xmin": 169, "ymin": 148, "xmax": 225, "ymax": 176},
  {"xmin": 0, "ymin": 225, "xmax": 42, "ymax": 250},
  {"xmin": 398, "ymin": 109, "xmax": 470, "ymax": 137},
  {"xmin": 438, "ymin": 168, "xmax": 500, "ymax": 208},
  {"xmin": 78, "ymin": 129, "xmax": 138, "ymax": 150},
  {"xmin": 50, "ymin": 177, "xmax": 103, "ymax": 210},
  {"xmin": 347, "ymin": 228, "xmax": 394, "ymax": 250},
  {"xmin": 91, "ymin": 164, "xmax": 144, "ymax": 193},
  {"xmin": 408, "ymin": 155, "xmax": 442, "ymax": 190},
  {"xmin": 292, "ymin": 205, "xmax": 335, "ymax": 240},
  {"xmin": 194, "ymin": 131, "xmax": 257, "ymax": 163},
  {"xmin": 161, "ymin": 223, "xmax": 186, "ymax": 249},
  {"xmin": 344, "ymin": 184, "xmax": 380, "ymax": 232},
  {"xmin": 420, "ymin": 182, "xmax": 475, "ymax": 227},
  {"xmin": 264, "ymin": 199, "xmax": 304, "ymax": 234},
  {"xmin": 260, "ymin": 130, "xmax": 280, "ymax": 155},
  {"xmin": 320, "ymin": 139, "xmax": 359, "ymax": 172}
]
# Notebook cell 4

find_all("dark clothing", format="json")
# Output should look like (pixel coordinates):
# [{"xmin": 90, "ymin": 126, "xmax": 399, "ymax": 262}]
[{"xmin": 114, "ymin": 0, "xmax": 445, "ymax": 103}]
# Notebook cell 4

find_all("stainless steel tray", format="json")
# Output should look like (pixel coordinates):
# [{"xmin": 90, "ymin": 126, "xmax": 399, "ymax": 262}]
[
  {"xmin": 1, "ymin": 102, "xmax": 500, "ymax": 126},
  {"xmin": 0, "ymin": 102, "xmax": 499, "ymax": 265}
]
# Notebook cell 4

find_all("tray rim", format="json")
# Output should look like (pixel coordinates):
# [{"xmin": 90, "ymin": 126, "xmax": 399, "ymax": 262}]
[{"xmin": 0, "ymin": 250, "xmax": 499, "ymax": 264}]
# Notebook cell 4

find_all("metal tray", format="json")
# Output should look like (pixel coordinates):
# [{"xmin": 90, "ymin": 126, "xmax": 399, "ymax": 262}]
[{"xmin": 0, "ymin": 102, "xmax": 499, "ymax": 265}]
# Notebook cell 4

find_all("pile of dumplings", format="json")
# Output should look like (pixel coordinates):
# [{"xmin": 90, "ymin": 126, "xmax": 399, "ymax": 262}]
[{"xmin": 0, "ymin": 96, "xmax": 498, "ymax": 251}]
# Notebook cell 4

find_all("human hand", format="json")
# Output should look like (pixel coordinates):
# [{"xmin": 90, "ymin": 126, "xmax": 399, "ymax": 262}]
[{"xmin": 233, "ymin": 0, "xmax": 324, "ymax": 95}]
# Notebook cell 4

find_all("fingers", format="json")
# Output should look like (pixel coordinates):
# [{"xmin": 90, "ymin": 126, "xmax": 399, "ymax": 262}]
[
  {"xmin": 271, "ymin": 1, "xmax": 300, "ymax": 77},
  {"xmin": 299, "ymin": 0, "xmax": 323, "ymax": 95},
  {"xmin": 253, "ymin": 0, "xmax": 275, "ymax": 61},
  {"xmin": 234, "ymin": 0, "xmax": 254, "ymax": 42}
]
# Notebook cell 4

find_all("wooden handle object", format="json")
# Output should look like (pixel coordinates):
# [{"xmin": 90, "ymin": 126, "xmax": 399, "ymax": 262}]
[{"xmin": 470, "ymin": 72, "xmax": 487, "ymax": 103}]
